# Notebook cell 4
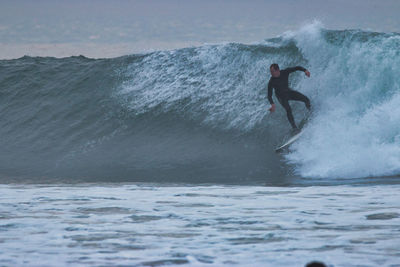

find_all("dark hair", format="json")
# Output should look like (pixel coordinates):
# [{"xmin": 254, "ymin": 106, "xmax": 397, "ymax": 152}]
[
  {"xmin": 270, "ymin": 63, "xmax": 280, "ymax": 70},
  {"xmin": 305, "ymin": 262, "xmax": 327, "ymax": 267}
]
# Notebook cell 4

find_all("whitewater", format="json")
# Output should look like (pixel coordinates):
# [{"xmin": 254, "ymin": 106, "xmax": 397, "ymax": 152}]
[
  {"xmin": 1, "ymin": 184, "xmax": 400, "ymax": 267},
  {"xmin": 0, "ymin": 23, "xmax": 399, "ymax": 266}
]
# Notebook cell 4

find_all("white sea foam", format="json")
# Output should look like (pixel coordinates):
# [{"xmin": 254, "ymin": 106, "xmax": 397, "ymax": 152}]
[
  {"xmin": 286, "ymin": 23, "xmax": 400, "ymax": 178},
  {"xmin": 0, "ymin": 184, "xmax": 399, "ymax": 266}
]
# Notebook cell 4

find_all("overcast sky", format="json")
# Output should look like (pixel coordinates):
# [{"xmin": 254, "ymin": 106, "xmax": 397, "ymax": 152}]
[{"xmin": 0, "ymin": 0, "xmax": 399, "ymax": 58}]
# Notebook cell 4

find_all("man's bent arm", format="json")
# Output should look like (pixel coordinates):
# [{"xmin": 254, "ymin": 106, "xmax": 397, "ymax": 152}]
[{"xmin": 285, "ymin": 66, "xmax": 307, "ymax": 74}]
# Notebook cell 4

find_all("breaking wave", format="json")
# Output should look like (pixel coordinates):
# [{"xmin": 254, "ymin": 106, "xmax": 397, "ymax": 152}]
[{"xmin": 0, "ymin": 22, "xmax": 399, "ymax": 182}]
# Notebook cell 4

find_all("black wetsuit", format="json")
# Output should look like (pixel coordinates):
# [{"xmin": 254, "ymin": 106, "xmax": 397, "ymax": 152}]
[{"xmin": 268, "ymin": 66, "xmax": 311, "ymax": 129}]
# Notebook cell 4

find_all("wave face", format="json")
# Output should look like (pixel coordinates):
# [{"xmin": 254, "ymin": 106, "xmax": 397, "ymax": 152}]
[{"xmin": 0, "ymin": 23, "xmax": 399, "ymax": 182}]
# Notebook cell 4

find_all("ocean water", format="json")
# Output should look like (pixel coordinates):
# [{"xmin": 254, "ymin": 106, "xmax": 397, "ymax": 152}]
[
  {"xmin": 0, "ymin": 23, "xmax": 399, "ymax": 266},
  {"xmin": 1, "ymin": 184, "xmax": 400, "ymax": 267}
]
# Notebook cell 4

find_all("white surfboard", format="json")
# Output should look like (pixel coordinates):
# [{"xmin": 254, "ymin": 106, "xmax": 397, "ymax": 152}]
[
  {"xmin": 274, "ymin": 111, "xmax": 312, "ymax": 153},
  {"xmin": 275, "ymin": 130, "xmax": 303, "ymax": 153}
]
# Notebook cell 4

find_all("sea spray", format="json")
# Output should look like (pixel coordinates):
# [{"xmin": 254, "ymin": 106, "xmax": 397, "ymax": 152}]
[{"xmin": 286, "ymin": 23, "xmax": 400, "ymax": 178}]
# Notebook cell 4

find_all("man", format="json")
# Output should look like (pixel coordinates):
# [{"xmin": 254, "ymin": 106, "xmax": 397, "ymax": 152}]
[{"xmin": 268, "ymin": 63, "xmax": 311, "ymax": 130}]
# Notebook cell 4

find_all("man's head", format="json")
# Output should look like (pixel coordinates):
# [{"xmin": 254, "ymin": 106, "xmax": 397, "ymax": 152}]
[{"xmin": 270, "ymin": 63, "xmax": 280, "ymax": 77}]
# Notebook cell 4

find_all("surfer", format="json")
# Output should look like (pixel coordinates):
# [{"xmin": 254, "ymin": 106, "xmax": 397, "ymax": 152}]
[{"xmin": 267, "ymin": 63, "xmax": 311, "ymax": 130}]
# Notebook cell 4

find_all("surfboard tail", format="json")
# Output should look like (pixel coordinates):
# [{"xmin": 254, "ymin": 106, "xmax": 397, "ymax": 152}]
[{"xmin": 275, "ymin": 131, "xmax": 304, "ymax": 153}]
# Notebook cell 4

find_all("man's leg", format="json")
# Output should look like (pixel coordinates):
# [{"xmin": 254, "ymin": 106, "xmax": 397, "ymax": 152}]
[
  {"xmin": 288, "ymin": 90, "xmax": 311, "ymax": 110},
  {"xmin": 278, "ymin": 96, "xmax": 297, "ymax": 129}
]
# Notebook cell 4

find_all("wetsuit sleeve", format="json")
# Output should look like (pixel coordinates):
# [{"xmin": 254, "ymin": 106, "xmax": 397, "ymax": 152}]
[
  {"xmin": 285, "ymin": 66, "xmax": 307, "ymax": 74},
  {"xmin": 267, "ymin": 80, "xmax": 274, "ymax": 104}
]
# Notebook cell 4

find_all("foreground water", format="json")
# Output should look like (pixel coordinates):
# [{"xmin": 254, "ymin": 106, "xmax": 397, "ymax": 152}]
[{"xmin": 1, "ymin": 183, "xmax": 399, "ymax": 266}]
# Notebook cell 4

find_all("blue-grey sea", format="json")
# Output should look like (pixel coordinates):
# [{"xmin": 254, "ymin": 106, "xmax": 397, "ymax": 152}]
[{"xmin": 1, "ymin": 23, "xmax": 399, "ymax": 266}]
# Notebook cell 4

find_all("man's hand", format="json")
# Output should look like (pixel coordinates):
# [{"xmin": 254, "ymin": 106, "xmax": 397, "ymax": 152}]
[
  {"xmin": 269, "ymin": 104, "xmax": 276, "ymax": 112},
  {"xmin": 305, "ymin": 70, "xmax": 310, "ymax": 77}
]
